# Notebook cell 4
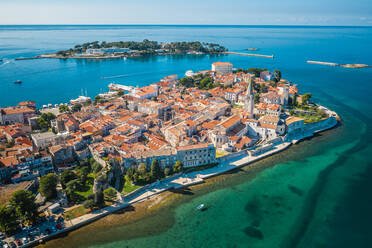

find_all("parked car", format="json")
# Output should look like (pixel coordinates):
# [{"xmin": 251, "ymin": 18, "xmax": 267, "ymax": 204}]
[
  {"xmin": 15, "ymin": 239, "xmax": 22, "ymax": 246},
  {"xmin": 21, "ymin": 237, "xmax": 29, "ymax": 244},
  {"xmin": 2, "ymin": 242, "xmax": 10, "ymax": 248}
]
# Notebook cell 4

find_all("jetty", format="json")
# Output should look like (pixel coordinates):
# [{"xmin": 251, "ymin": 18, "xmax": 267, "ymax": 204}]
[
  {"xmin": 15, "ymin": 56, "xmax": 41, "ymax": 61},
  {"xmin": 307, "ymin": 60, "xmax": 371, "ymax": 68},
  {"xmin": 306, "ymin": 60, "xmax": 339, "ymax": 66},
  {"xmin": 340, "ymin": 64, "xmax": 370, "ymax": 68},
  {"xmin": 225, "ymin": 51, "xmax": 274, "ymax": 58}
]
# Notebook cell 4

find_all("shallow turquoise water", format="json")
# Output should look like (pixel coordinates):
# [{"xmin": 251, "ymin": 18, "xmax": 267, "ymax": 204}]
[{"xmin": 1, "ymin": 26, "xmax": 372, "ymax": 247}]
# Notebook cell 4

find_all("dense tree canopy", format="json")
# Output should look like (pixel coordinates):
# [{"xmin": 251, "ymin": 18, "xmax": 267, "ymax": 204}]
[
  {"xmin": 9, "ymin": 190, "xmax": 39, "ymax": 224},
  {"xmin": 58, "ymin": 40, "xmax": 227, "ymax": 56},
  {"xmin": 0, "ymin": 205, "xmax": 18, "ymax": 233},
  {"xmin": 150, "ymin": 159, "xmax": 162, "ymax": 180},
  {"xmin": 37, "ymin": 112, "xmax": 56, "ymax": 131},
  {"xmin": 103, "ymin": 187, "xmax": 117, "ymax": 201},
  {"xmin": 39, "ymin": 173, "xmax": 59, "ymax": 200},
  {"xmin": 60, "ymin": 170, "xmax": 77, "ymax": 189}
]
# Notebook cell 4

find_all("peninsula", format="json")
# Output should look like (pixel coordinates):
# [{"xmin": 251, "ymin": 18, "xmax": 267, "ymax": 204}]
[
  {"xmin": 0, "ymin": 62, "xmax": 338, "ymax": 247},
  {"xmin": 39, "ymin": 40, "xmax": 228, "ymax": 59}
]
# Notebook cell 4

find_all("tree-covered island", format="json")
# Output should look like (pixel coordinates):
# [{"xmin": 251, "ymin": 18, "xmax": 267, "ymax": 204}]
[{"xmin": 45, "ymin": 39, "xmax": 228, "ymax": 59}]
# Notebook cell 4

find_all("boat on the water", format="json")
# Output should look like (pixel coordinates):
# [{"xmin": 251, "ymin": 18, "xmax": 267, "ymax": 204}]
[
  {"xmin": 196, "ymin": 203, "xmax": 207, "ymax": 211},
  {"xmin": 246, "ymin": 48, "xmax": 259, "ymax": 51},
  {"xmin": 185, "ymin": 70, "xmax": 195, "ymax": 77},
  {"xmin": 14, "ymin": 80, "xmax": 22, "ymax": 84}
]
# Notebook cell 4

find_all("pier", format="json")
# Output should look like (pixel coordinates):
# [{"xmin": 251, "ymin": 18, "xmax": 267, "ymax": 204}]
[
  {"xmin": 225, "ymin": 51, "xmax": 274, "ymax": 58},
  {"xmin": 306, "ymin": 60, "xmax": 339, "ymax": 66}
]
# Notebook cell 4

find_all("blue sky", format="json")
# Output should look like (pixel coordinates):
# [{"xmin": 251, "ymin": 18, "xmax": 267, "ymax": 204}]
[{"xmin": 0, "ymin": 0, "xmax": 371, "ymax": 25}]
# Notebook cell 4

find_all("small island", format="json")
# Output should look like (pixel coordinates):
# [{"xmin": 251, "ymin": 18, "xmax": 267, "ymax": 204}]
[{"xmin": 40, "ymin": 39, "xmax": 228, "ymax": 59}]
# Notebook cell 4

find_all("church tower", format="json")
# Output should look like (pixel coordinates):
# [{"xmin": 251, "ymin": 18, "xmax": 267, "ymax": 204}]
[{"xmin": 245, "ymin": 78, "xmax": 255, "ymax": 116}]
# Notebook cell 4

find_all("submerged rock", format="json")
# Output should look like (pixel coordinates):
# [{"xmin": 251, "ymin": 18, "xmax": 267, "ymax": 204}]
[
  {"xmin": 244, "ymin": 226, "xmax": 264, "ymax": 240},
  {"xmin": 288, "ymin": 185, "xmax": 304, "ymax": 196}
]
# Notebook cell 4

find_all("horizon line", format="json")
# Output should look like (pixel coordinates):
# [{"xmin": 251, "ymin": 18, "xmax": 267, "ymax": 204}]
[{"xmin": 0, "ymin": 24, "xmax": 371, "ymax": 27}]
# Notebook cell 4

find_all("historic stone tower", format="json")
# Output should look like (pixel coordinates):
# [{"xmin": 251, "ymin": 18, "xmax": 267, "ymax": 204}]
[{"xmin": 245, "ymin": 78, "xmax": 255, "ymax": 115}]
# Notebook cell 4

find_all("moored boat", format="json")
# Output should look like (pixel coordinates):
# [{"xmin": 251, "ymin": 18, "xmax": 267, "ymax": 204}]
[{"xmin": 196, "ymin": 203, "xmax": 207, "ymax": 211}]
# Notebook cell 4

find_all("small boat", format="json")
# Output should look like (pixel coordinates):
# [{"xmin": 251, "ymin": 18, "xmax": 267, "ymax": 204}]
[
  {"xmin": 196, "ymin": 203, "xmax": 207, "ymax": 211},
  {"xmin": 185, "ymin": 70, "xmax": 195, "ymax": 77},
  {"xmin": 246, "ymin": 48, "xmax": 259, "ymax": 51},
  {"xmin": 14, "ymin": 80, "xmax": 22, "ymax": 84}
]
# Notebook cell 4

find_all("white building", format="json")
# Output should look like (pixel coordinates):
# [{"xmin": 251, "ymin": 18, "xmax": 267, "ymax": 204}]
[
  {"xmin": 212, "ymin": 62, "xmax": 233, "ymax": 73},
  {"xmin": 31, "ymin": 132, "xmax": 60, "ymax": 148},
  {"xmin": 176, "ymin": 143, "xmax": 217, "ymax": 168}
]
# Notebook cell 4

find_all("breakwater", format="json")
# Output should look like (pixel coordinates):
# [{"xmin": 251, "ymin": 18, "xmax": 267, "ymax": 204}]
[
  {"xmin": 307, "ymin": 60, "xmax": 370, "ymax": 68},
  {"xmin": 307, "ymin": 60, "xmax": 339, "ymax": 66},
  {"xmin": 225, "ymin": 51, "xmax": 274, "ymax": 58}
]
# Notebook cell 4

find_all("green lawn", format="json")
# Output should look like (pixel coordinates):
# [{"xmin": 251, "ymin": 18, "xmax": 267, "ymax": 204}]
[
  {"xmin": 232, "ymin": 104, "xmax": 242, "ymax": 109},
  {"xmin": 122, "ymin": 175, "xmax": 141, "ymax": 195},
  {"xmin": 64, "ymin": 205, "xmax": 90, "ymax": 220}
]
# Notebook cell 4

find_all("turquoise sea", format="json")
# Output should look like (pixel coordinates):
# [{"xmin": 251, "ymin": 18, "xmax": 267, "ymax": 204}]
[{"xmin": 1, "ymin": 25, "xmax": 372, "ymax": 248}]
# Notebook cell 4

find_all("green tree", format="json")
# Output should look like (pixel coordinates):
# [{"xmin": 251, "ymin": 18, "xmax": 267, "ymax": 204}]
[
  {"xmin": 71, "ymin": 103, "xmax": 82, "ymax": 112},
  {"xmin": 66, "ymin": 179, "xmax": 82, "ymax": 192},
  {"xmin": 37, "ymin": 112, "xmax": 56, "ymax": 131},
  {"xmin": 78, "ymin": 166, "xmax": 90, "ymax": 184},
  {"xmin": 150, "ymin": 159, "xmax": 162, "ymax": 180},
  {"xmin": 302, "ymin": 93, "xmax": 312, "ymax": 105},
  {"xmin": 0, "ymin": 205, "xmax": 18, "ymax": 234},
  {"xmin": 91, "ymin": 161, "xmax": 102, "ymax": 174},
  {"xmin": 137, "ymin": 162, "xmax": 147, "ymax": 176},
  {"xmin": 39, "ymin": 173, "xmax": 58, "ymax": 200},
  {"xmin": 103, "ymin": 187, "xmax": 117, "ymax": 201},
  {"xmin": 59, "ymin": 104, "xmax": 69, "ymax": 113},
  {"xmin": 164, "ymin": 167, "xmax": 172, "ymax": 177},
  {"xmin": 9, "ymin": 190, "xmax": 38, "ymax": 224},
  {"xmin": 274, "ymin": 69, "xmax": 282, "ymax": 82},
  {"xmin": 254, "ymin": 93, "xmax": 260, "ymax": 104},
  {"xmin": 117, "ymin": 91, "xmax": 124, "ymax": 96},
  {"xmin": 83, "ymin": 199, "xmax": 95, "ymax": 209},
  {"xmin": 60, "ymin": 170, "xmax": 77, "ymax": 189},
  {"xmin": 126, "ymin": 166, "xmax": 136, "ymax": 181},
  {"xmin": 173, "ymin": 160, "xmax": 183, "ymax": 173},
  {"xmin": 94, "ymin": 95, "xmax": 101, "ymax": 104},
  {"xmin": 179, "ymin": 77, "xmax": 194, "ymax": 88},
  {"xmin": 94, "ymin": 190, "xmax": 105, "ymax": 208}
]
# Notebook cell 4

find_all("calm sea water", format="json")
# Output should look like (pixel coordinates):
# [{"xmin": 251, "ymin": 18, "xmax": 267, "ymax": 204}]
[{"xmin": 1, "ymin": 25, "xmax": 372, "ymax": 248}]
